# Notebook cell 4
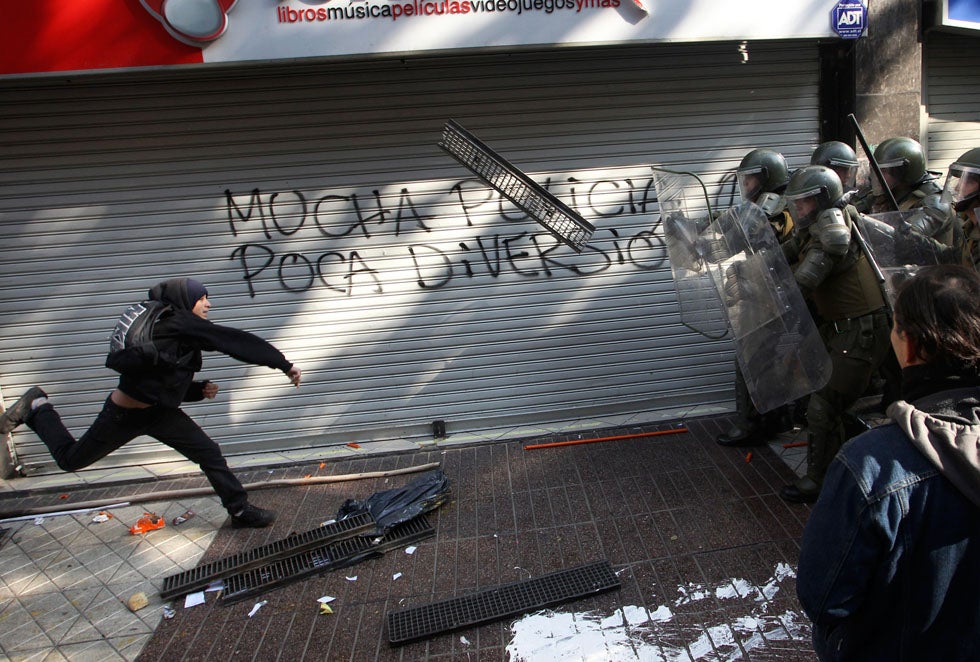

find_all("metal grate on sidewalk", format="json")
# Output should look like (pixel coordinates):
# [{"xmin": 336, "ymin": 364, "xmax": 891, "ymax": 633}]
[
  {"xmin": 159, "ymin": 512, "xmax": 375, "ymax": 600},
  {"xmin": 221, "ymin": 514, "xmax": 435, "ymax": 604},
  {"xmin": 386, "ymin": 560, "xmax": 621, "ymax": 645}
]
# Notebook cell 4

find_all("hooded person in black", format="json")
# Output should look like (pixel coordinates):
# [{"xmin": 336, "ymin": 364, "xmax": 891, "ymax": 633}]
[{"xmin": 0, "ymin": 278, "xmax": 302, "ymax": 528}]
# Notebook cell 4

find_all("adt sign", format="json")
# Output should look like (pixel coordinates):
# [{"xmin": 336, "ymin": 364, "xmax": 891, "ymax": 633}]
[{"xmin": 832, "ymin": 0, "xmax": 868, "ymax": 39}]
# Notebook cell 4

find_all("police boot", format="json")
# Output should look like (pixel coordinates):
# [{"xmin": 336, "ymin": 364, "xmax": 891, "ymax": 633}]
[
  {"xmin": 779, "ymin": 476, "xmax": 821, "ymax": 504},
  {"xmin": 716, "ymin": 421, "xmax": 765, "ymax": 447}
]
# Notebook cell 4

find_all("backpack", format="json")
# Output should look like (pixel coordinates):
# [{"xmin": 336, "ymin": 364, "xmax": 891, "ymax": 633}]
[{"xmin": 105, "ymin": 300, "xmax": 175, "ymax": 373}]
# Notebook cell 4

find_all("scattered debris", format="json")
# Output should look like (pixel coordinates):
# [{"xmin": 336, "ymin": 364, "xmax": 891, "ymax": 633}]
[
  {"xmin": 91, "ymin": 512, "xmax": 112, "ymax": 523},
  {"xmin": 162, "ymin": 604, "xmax": 176, "ymax": 619},
  {"xmin": 129, "ymin": 513, "xmax": 165, "ymax": 535},
  {"xmin": 184, "ymin": 592, "xmax": 206, "ymax": 608},
  {"xmin": 172, "ymin": 509, "xmax": 195, "ymax": 526},
  {"xmin": 745, "ymin": 452, "xmax": 753, "ymax": 463},
  {"xmin": 247, "ymin": 600, "xmax": 267, "ymax": 617},
  {"xmin": 393, "ymin": 572, "xmax": 402, "ymax": 581},
  {"xmin": 335, "ymin": 469, "xmax": 450, "ymax": 536},
  {"xmin": 404, "ymin": 546, "xmax": 417, "ymax": 555},
  {"xmin": 460, "ymin": 636, "xmax": 471, "ymax": 646},
  {"xmin": 127, "ymin": 592, "xmax": 149, "ymax": 612},
  {"xmin": 33, "ymin": 517, "xmax": 45, "ymax": 526},
  {"xmin": 346, "ymin": 442, "xmax": 361, "ymax": 449},
  {"xmin": 319, "ymin": 603, "xmax": 334, "ymax": 615},
  {"xmin": 317, "ymin": 596, "xmax": 336, "ymax": 605},
  {"xmin": 346, "ymin": 576, "xmax": 358, "ymax": 582}
]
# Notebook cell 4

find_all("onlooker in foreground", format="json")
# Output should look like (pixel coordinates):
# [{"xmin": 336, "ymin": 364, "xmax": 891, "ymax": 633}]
[{"xmin": 797, "ymin": 263, "xmax": 980, "ymax": 661}]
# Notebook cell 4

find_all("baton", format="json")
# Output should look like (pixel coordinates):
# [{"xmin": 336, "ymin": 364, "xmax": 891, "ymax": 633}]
[
  {"xmin": 850, "ymin": 215, "xmax": 893, "ymax": 321},
  {"xmin": 848, "ymin": 113, "xmax": 900, "ymax": 212}
]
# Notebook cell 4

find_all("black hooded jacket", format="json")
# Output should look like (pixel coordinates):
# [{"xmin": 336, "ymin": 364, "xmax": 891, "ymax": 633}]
[{"xmin": 115, "ymin": 278, "xmax": 293, "ymax": 408}]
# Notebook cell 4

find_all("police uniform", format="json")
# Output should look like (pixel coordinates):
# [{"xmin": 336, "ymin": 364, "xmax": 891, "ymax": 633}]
[{"xmin": 780, "ymin": 166, "xmax": 892, "ymax": 502}]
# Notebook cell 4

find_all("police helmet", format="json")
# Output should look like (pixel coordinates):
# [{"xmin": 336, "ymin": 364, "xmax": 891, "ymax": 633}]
[
  {"xmin": 784, "ymin": 165, "xmax": 844, "ymax": 228},
  {"xmin": 810, "ymin": 141, "xmax": 859, "ymax": 189},
  {"xmin": 873, "ymin": 137, "xmax": 927, "ymax": 188},
  {"xmin": 942, "ymin": 147, "xmax": 980, "ymax": 213},
  {"xmin": 737, "ymin": 149, "xmax": 790, "ymax": 203}
]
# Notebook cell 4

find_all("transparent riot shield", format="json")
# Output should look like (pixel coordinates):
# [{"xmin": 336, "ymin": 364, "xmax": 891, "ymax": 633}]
[
  {"xmin": 858, "ymin": 210, "xmax": 948, "ymax": 305},
  {"xmin": 655, "ymin": 164, "xmax": 831, "ymax": 413},
  {"xmin": 652, "ymin": 169, "xmax": 728, "ymax": 340},
  {"xmin": 700, "ymin": 202, "xmax": 832, "ymax": 413}
]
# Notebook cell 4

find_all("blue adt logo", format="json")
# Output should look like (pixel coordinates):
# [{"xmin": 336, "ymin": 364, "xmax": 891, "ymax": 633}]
[{"xmin": 832, "ymin": 1, "xmax": 867, "ymax": 39}]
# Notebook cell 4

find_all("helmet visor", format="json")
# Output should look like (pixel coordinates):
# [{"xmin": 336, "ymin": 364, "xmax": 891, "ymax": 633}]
[
  {"xmin": 785, "ymin": 186, "xmax": 823, "ymax": 228},
  {"xmin": 828, "ymin": 161, "xmax": 858, "ymax": 189},
  {"xmin": 738, "ymin": 168, "xmax": 764, "ymax": 203},
  {"xmin": 942, "ymin": 163, "xmax": 980, "ymax": 212},
  {"xmin": 872, "ymin": 165, "xmax": 902, "ymax": 196}
]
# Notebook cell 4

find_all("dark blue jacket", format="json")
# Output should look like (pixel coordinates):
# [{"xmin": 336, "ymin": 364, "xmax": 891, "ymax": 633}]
[{"xmin": 797, "ymin": 367, "xmax": 980, "ymax": 661}]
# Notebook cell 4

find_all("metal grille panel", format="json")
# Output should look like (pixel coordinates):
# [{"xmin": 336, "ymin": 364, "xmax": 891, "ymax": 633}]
[
  {"xmin": 386, "ymin": 560, "xmax": 620, "ymax": 645},
  {"xmin": 439, "ymin": 119, "xmax": 594, "ymax": 252},
  {"xmin": 159, "ymin": 512, "xmax": 375, "ymax": 600},
  {"xmin": 221, "ymin": 514, "xmax": 434, "ymax": 604}
]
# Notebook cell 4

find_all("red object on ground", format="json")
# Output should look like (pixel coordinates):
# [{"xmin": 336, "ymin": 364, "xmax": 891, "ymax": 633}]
[{"xmin": 129, "ymin": 513, "xmax": 166, "ymax": 535}]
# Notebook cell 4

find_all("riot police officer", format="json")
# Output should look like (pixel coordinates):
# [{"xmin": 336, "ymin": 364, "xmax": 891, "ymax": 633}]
[
  {"xmin": 735, "ymin": 148, "xmax": 793, "ymax": 239},
  {"xmin": 871, "ymin": 137, "xmax": 942, "ymax": 213},
  {"xmin": 779, "ymin": 165, "xmax": 892, "ymax": 503},
  {"xmin": 716, "ymin": 149, "xmax": 795, "ymax": 447},
  {"xmin": 942, "ymin": 147, "xmax": 980, "ymax": 270},
  {"xmin": 810, "ymin": 141, "xmax": 870, "ymax": 212}
]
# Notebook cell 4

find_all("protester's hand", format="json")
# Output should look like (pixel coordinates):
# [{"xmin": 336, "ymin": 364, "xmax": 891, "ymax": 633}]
[
  {"xmin": 202, "ymin": 381, "xmax": 219, "ymax": 399},
  {"xmin": 286, "ymin": 366, "xmax": 302, "ymax": 387}
]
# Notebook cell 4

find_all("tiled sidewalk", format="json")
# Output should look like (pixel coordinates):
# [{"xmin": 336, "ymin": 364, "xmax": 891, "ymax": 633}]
[{"xmin": 0, "ymin": 414, "xmax": 821, "ymax": 661}]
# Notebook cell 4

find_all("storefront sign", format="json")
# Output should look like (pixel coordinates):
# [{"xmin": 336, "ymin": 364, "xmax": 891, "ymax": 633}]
[
  {"xmin": 831, "ymin": 1, "xmax": 867, "ymax": 39},
  {"xmin": 2, "ymin": 0, "xmax": 851, "ymax": 77}
]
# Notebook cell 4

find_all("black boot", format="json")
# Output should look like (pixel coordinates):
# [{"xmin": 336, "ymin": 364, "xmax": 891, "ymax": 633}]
[
  {"xmin": 0, "ymin": 386, "xmax": 47, "ymax": 434},
  {"xmin": 780, "ymin": 476, "xmax": 821, "ymax": 503},
  {"xmin": 716, "ymin": 422, "xmax": 764, "ymax": 447}
]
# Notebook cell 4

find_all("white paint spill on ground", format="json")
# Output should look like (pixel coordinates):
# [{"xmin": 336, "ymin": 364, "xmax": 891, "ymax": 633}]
[{"xmin": 505, "ymin": 562, "xmax": 810, "ymax": 661}]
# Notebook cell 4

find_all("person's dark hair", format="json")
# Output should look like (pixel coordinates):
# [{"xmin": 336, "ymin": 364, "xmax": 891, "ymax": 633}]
[{"xmin": 893, "ymin": 264, "xmax": 980, "ymax": 369}]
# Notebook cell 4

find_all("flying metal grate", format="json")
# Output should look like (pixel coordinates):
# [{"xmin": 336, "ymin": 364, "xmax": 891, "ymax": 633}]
[
  {"xmin": 386, "ymin": 559, "xmax": 621, "ymax": 645},
  {"xmin": 438, "ymin": 119, "xmax": 595, "ymax": 253},
  {"xmin": 159, "ymin": 511, "xmax": 375, "ymax": 600},
  {"xmin": 221, "ymin": 514, "xmax": 435, "ymax": 604}
]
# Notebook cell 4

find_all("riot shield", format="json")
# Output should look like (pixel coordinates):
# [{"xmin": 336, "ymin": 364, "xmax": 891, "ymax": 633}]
[
  {"xmin": 699, "ymin": 202, "xmax": 832, "ymax": 413},
  {"xmin": 652, "ymin": 169, "xmax": 728, "ymax": 340},
  {"xmin": 655, "ymin": 166, "xmax": 831, "ymax": 413},
  {"xmin": 858, "ymin": 210, "xmax": 948, "ymax": 304}
]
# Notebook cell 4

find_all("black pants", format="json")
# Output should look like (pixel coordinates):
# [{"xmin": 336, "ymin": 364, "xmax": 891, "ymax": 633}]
[{"xmin": 28, "ymin": 397, "xmax": 248, "ymax": 514}]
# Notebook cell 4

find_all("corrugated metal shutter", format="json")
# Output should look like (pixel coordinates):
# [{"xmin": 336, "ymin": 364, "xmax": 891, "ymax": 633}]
[
  {"xmin": 925, "ymin": 31, "xmax": 980, "ymax": 172},
  {"xmin": 0, "ymin": 40, "xmax": 820, "ymax": 474}
]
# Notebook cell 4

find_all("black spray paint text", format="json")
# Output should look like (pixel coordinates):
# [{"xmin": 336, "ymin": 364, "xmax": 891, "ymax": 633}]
[{"xmin": 225, "ymin": 176, "xmax": 664, "ymax": 297}]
